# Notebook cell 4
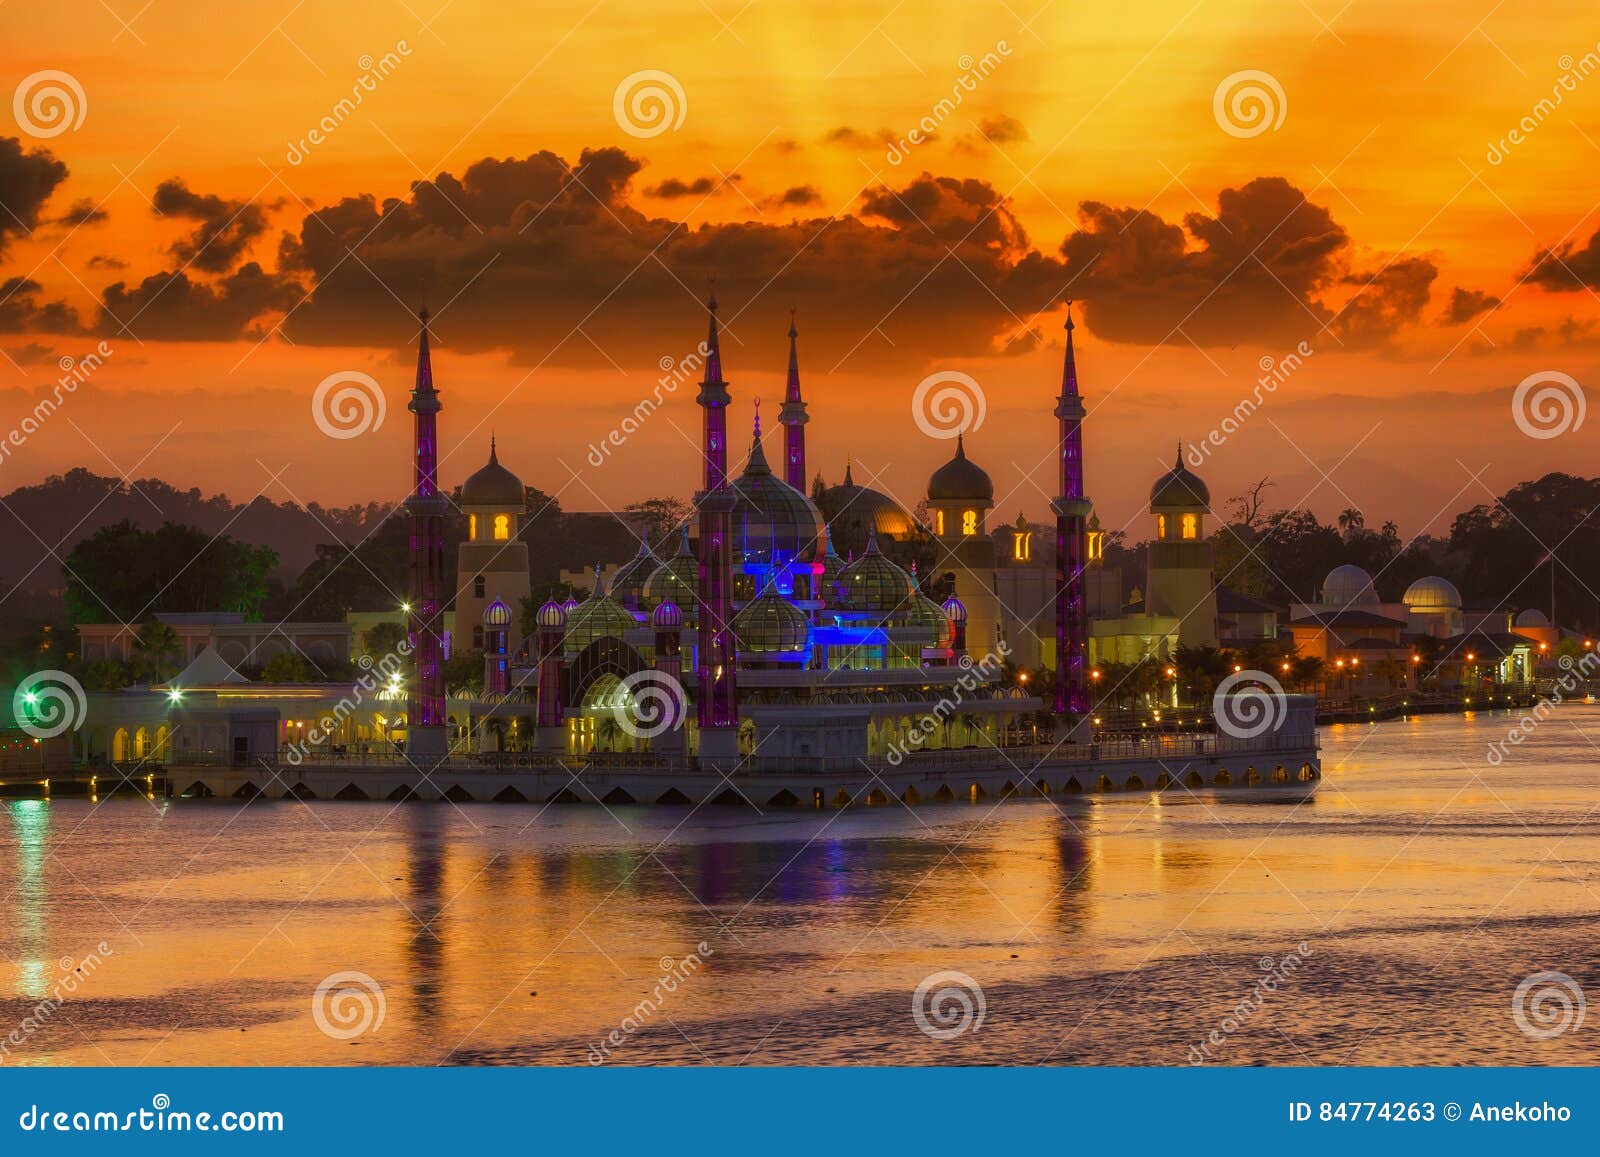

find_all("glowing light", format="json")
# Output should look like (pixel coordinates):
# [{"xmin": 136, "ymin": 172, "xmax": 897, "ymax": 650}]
[{"xmin": 167, "ymin": 688, "xmax": 183, "ymax": 703}]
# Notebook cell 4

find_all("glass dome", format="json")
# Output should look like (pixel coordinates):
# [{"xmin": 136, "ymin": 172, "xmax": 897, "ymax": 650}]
[
  {"xmin": 733, "ymin": 592, "xmax": 811, "ymax": 654},
  {"xmin": 610, "ymin": 538, "xmax": 659, "ymax": 607},
  {"xmin": 643, "ymin": 526, "xmax": 699, "ymax": 620},
  {"xmin": 563, "ymin": 573, "xmax": 636, "ymax": 656},
  {"xmin": 837, "ymin": 531, "xmax": 914, "ymax": 617},
  {"xmin": 726, "ymin": 420, "xmax": 824, "ymax": 574}
]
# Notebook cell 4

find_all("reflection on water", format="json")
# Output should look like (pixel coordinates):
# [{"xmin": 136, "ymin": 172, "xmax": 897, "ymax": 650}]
[{"xmin": 3, "ymin": 708, "xmax": 1600, "ymax": 1066}]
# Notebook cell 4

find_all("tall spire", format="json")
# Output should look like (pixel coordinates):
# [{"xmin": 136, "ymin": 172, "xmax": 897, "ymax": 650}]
[
  {"xmin": 404, "ymin": 303, "xmax": 447, "ymax": 759},
  {"xmin": 746, "ymin": 400, "xmax": 771, "ymax": 474},
  {"xmin": 703, "ymin": 289, "xmax": 723, "ymax": 386},
  {"xmin": 779, "ymin": 307, "xmax": 809, "ymax": 491},
  {"xmin": 489, "ymin": 432, "xmax": 498, "ymax": 464},
  {"xmin": 413, "ymin": 307, "xmax": 436, "ymax": 399},
  {"xmin": 1060, "ymin": 300, "xmax": 1079, "ymax": 399}
]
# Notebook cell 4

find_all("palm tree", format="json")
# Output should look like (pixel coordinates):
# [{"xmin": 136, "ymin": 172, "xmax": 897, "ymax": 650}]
[{"xmin": 131, "ymin": 619, "xmax": 181, "ymax": 684}]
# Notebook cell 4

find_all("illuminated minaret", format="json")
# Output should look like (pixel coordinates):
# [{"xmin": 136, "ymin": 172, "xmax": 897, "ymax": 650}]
[
  {"xmin": 1052, "ymin": 303, "xmax": 1092, "ymax": 729},
  {"xmin": 695, "ymin": 293, "xmax": 739, "ymax": 759},
  {"xmin": 405, "ymin": 308, "xmax": 449, "ymax": 760},
  {"xmin": 778, "ymin": 309, "xmax": 808, "ymax": 492}
]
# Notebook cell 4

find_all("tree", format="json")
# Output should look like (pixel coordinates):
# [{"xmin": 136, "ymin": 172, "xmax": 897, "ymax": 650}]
[
  {"xmin": 362, "ymin": 620, "xmax": 408, "ymax": 660},
  {"xmin": 131, "ymin": 618, "xmax": 181, "ymax": 683},
  {"xmin": 64, "ymin": 521, "xmax": 277, "ymax": 623},
  {"xmin": 444, "ymin": 651, "xmax": 483, "ymax": 698},
  {"xmin": 622, "ymin": 497, "xmax": 692, "ymax": 549},
  {"xmin": 261, "ymin": 651, "xmax": 317, "ymax": 682}
]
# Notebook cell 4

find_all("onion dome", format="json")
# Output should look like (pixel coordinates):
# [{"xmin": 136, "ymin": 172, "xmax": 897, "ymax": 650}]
[
  {"xmin": 652, "ymin": 600, "xmax": 684, "ymax": 629},
  {"xmin": 942, "ymin": 596, "xmax": 968, "ymax": 624},
  {"xmin": 733, "ymin": 591, "xmax": 811, "ymax": 654},
  {"xmin": 536, "ymin": 599, "xmax": 568, "ymax": 630},
  {"xmin": 927, "ymin": 434, "xmax": 994, "ymax": 502},
  {"xmin": 610, "ymin": 537, "xmax": 659, "ymax": 606},
  {"xmin": 1403, "ymin": 575, "xmax": 1462, "ymax": 610},
  {"xmin": 563, "ymin": 564, "xmax": 636, "ymax": 655},
  {"xmin": 643, "ymin": 524, "xmax": 699, "ymax": 616},
  {"xmin": 818, "ymin": 460, "xmax": 916, "ymax": 545},
  {"xmin": 560, "ymin": 595, "xmax": 580, "ymax": 614},
  {"xmin": 1149, "ymin": 445, "xmax": 1210, "ymax": 510},
  {"xmin": 905, "ymin": 592, "xmax": 953, "ymax": 647},
  {"xmin": 838, "ymin": 529, "xmax": 914, "ymax": 616},
  {"xmin": 1514, "ymin": 608, "xmax": 1551, "ymax": 628},
  {"xmin": 1321, "ymin": 564, "xmax": 1379, "ymax": 608},
  {"xmin": 726, "ymin": 410, "xmax": 825, "ymax": 568},
  {"xmin": 482, "ymin": 598, "xmax": 512, "ymax": 627},
  {"xmin": 461, "ymin": 436, "xmax": 525, "ymax": 507}
]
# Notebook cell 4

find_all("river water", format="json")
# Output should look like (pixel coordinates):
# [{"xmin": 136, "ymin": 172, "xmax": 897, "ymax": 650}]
[{"xmin": 3, "ymin": 707, "xmax": 1598, "ymax": 1066}]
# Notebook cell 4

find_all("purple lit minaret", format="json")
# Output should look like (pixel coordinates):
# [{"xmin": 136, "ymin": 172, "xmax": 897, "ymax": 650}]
[
  {"xmin": 694, "ymin": 293, "xmax": 739, "ymax": 758},
  {"xmin": 778, "ymin": 309, "xmax": 808, "ymax": 492},
  {"xmin": 1052, "ymin": 302, "xmax": 1092, "ymax": 726},
  {"xmin": 405, "ymin": 308, "xmax": 449, "ymax": 760}
]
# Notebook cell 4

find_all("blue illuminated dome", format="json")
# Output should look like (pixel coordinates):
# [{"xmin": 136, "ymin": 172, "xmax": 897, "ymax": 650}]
[
  {"xmin": 733, "ymin": 592, "xmax": 811, "ymax": 654},
  {"xmin": 942, "ymin": 596, "xmax": 968, "ymax": 624},
  {"xmin": 725, "ymin": 418, "xmax": 824, "ymax": 575},
  {"xmin": 652, "ymin": 600, "xmax": 684, "ymax": 629}
]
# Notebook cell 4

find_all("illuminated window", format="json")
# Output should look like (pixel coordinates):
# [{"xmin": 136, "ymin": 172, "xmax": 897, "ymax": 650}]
[
  {"xmin": 1013, "ymin": 530, "xmax": 1032, "ymax": 561},
  {"xmin": 962, "ymin": 510, "xmax": 977, "ymax": 536},
  {"xmin": 935, "ymin": 509, "xmax": 945, "ymax": 536},
  {"xmin": 1087, "ymin": 530, "xmax": 1104, "ymax": 562},
  {"xmin": 1181, "ymin": 513, "xmax": 1198, "ymax": 540},
  {"xmin": 469, "ymin": 514, "xmax": 477, "ymax": 539},
  {"xmin": 493, "ymin": 514, "xmax": 510, "ymax": 541},
  {"xmin": 1157, "ymin": 514, "xmax": 1168, "ymax": 539}
]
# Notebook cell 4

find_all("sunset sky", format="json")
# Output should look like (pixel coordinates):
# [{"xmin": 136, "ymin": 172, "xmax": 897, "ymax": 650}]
[{"xmin": 2, "ymin": 0, "xmax": 1599, "ymax": 542}]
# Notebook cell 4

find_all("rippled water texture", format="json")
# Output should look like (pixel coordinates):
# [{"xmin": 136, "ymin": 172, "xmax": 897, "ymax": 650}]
[{"xmin": 3, "ymin": 708, "xmax": 1598, "ymax": 1066}]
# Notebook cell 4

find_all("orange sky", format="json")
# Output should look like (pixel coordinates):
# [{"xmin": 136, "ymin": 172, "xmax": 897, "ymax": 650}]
[{"xmin": 2, "ymin": 0, "xmax": 1599, "ymax": 543}]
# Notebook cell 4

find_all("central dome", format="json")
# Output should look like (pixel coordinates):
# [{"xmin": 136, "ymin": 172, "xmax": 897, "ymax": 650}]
[
  {"xmin": 733, "ymin": 592, "xmax": 810, "ymax": 654},
  {"xmin": 927, "ymin": 434, "xmax": 994, "ymax": 502},
  {"xmin": 460, "ymin": 437, "xmax": 525, "ymax": 507},
  {"xmin": 726, "ymin": 421, "xmax": 824, "ymax": 569},
  {"xmin": 1403, "ymin": 575, "xmax": 1462, "ymax": 610},
  {"xmin": 1321, "ymin": 563, "xmax": 1379, "ymax": 608},
  {"xmin": 1149, "ymin": 447, "xmax": 1210, "ymax": 510},
  {"xmin": 818, "ymin": 462, "xmax": 916, "ymax": 553}
]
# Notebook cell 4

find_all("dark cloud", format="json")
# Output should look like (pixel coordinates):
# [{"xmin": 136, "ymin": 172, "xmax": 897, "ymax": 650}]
[
  {"xmin": 55, "ymin": 198, "xmax": 107, "ymax": 226},
  {"xmin": 644, "ymin": 175, "xmax": 730, "ymax": 199},
  {"xmin": 3, "ymin": 341, "xmax": 56, "ymax": 366},
  {"xmin": 1501, "ymin": 315, "xmax": 1600, "ymax": 354},
  {"xmin": 958, "ymin": 114, "xmax": 1029, "ymax": 154},
  {"xmin": 765, "ymin": 185, "xmax": 822, "ymax": 209},
  {"xmin": 1058, "ymin": 176, "xmax": 1422, "ymax": 347},
  {"xmin": 97, "ymin": 263, "xmax": 301, "ymax": 341},
  {"xmin": 0, "ymin": 277, "xmax": 84, "ymax": 334},
  {"xmin": 1525, "ymin": 226, "xmax": 1600, "ymax": 290},
  {"xmin": 822, "ymin": 126, "xmax": 892, "ymax": 149},
  {"xmin": 1330, "ymin": 257, "xmax": 1438, "ymax": 349},
  {"xmin": 0, "ymin": 137, "xmax": 69, "ymax": 253},
  {"xmin": 1438, "ymin": 286, "xmax": 1500, "ymax": 326},
  {"xmin": 86, "ymin": 254, "xmax": 128, "ymax": 270},
  {"xmin": 152, "ymin": 179, "xmax": 275, "ymax": 273}
]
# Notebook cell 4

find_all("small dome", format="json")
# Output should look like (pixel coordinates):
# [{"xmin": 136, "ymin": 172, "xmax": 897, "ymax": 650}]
[
  {"xmin": 928, "ymin": 434, "xmax": 994, "ymax": 502},
  {"xmin": 838, "ymin": 532, "xmax": 914, "ymax": 616},
  {"xmin": 1149, "ymin": 446, "xmax": 1210, "ymax": 510},
  {"xmin": 814, "ymin": 526, "xmax": 846, "ymax": 603},
  {"xmin": 610, "ymin": 539, "xmax": 659, "ymax": 605},
  {"xmin": 461, "ymin": 437, "xmax": 525, "ymax": 507},
  {"xmin": 905, "ymin": 594, "xmax": 954, "ymax": 647},
  {"xmin": 942, "ymin": 596, "xmax": 968, "ymax": 624},
  {"xmin": 562, "ymin": 589, "xmax": 636, "ymax": 656},
  {"xmin": 482, "ymin": 598, "xmax": 512, "ymax": 627},
  {"xmin": 1514, "ymin": 608, "xmax": 1551, "ymax": 627},
  {"xmin": 652, "ymin": 601, "xmax": 684, "ymax": 629},
  {"xmin": 1322, "ymin": 564, "xmax": 1379, "ymax": 607},
  {"xmin": 560, "ymin": 596, "xmax": 580, "ymax": 614},
  {"xmin": 643, "ymin": 526, "xmax": 699, "ymax": 618},
  {"xmin": 734, "ymin": 592, "xmax": 810, "ymax": 654},
  {"xmin": 1404, "ymin": 576, "xmax": 1462, "ymax": 610},
  {"xmin": 536, "ymin": 599, "xmax": 567, "ymax": 629}
]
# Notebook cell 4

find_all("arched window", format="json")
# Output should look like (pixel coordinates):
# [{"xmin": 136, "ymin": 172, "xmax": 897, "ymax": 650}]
[
  {"xmin": 1157, "ymin": 514, "xmax": 1168, "ymax": 539},
  {"xmin": 469, "ymin": 514, "xmax": 477, "ymax": 539},
  {"xmin": 961, "ymin": 510, "xmax": 977, "ymax": 536},
  {"xmin": 1181, "ymin": 513, "xmax": 1199, "ymax": 540},
  {"xmin": 935, "ymin": 509, "xmax": 945, "ymax": 536},
  {"xmin": 493, "ymin": 514, "xmax": 510, "ymax": 541},
  {"xmin": 1012, "ymin": 530, "xmax": 1032, "ymax": 561}
]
